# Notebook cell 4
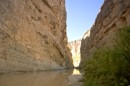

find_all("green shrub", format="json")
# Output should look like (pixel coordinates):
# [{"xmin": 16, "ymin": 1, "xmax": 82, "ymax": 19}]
[{"xmin": 84, "ymin": 27, "xmax": 130, "ymax": 86}]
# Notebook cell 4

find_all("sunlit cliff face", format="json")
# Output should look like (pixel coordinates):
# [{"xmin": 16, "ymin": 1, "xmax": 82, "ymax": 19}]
[
  {"xmin": 72, "ymin": 56, "xmax": 81, "ymax": 67},
  {"xmin": 68, "ymin": 40, "xmax": 81, "ymax": 67}
]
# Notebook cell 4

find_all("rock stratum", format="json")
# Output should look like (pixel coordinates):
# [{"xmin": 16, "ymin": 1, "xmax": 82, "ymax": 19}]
[
  {"xmin": 0, "ymin": 0, "xmax": 73, "ymax": 72},
  {"xmin": 80, "ymin": 0, "xmax": 130, "ymax": 67}
]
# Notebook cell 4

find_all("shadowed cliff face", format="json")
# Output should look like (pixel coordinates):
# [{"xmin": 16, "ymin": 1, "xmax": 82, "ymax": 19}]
[
  {"xmin": 0, "ymin": 0, "xmax": 73, "ymax": 72},
  {"xmin": 80, "ymin": 0, "xmax": 130, "ymax": 67}
]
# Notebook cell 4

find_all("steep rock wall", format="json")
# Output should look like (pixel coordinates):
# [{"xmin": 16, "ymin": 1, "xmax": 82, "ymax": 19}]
[
  {"xmin": 69, "ymin": 39, "xmax": 81, "ymax": 57},
  {"xmin": 80, "ymin": 0, "xmax": 130, "ymax": 67},
  {"xmin": 0, "ymin": 0, "xmax": 73, "ymax": 72}
]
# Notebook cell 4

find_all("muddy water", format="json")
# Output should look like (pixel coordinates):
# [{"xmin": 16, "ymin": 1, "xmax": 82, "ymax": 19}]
[{"xmin": 0, "ymin": 69, "xmax": 83, "ymax": 86}]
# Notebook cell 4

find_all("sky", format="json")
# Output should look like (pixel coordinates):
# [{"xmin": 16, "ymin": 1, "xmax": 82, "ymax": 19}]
[{"xmin": 66, "ymin": 0, "xmax": 104, "ymax": 42}]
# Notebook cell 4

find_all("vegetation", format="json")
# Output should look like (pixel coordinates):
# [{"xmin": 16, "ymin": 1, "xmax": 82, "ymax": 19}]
[{"xmin": 84, "ymin": 27, "xmax": 130, "ymax": 86}]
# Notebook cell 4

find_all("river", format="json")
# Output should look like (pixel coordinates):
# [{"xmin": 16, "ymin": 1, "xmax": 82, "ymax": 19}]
[{"xmin": 0, "ymin": 69, "xmax": 83, "ymax": 86}]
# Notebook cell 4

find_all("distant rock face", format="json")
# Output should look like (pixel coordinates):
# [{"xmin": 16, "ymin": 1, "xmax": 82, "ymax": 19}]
[
  {"xmin": 80, "ymin": 0, "xmax": 130, "ymax": 67},
  {"xmin": 69, "ymin": 39, "xmax": 81, "ymax": 67},
  {"xmin": 69, "ymin": 40, "xmax": 81, "ymax": 57},
  {"xmin": 0, "ymin": 0, "xmax": 73, "ymax": 72}
]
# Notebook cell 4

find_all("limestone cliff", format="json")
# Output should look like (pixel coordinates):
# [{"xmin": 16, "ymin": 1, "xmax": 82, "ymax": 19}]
[
  {"xmin": 69, "ymin": 39, "xmax": 81, "ymax": 67},
  {"xmin": 0, "ymin": 0, "xmax": 73, "ymax": 72},
  {"xmin": 80, "ymin": 0, "xmax": 130, "ymax": 67},
  {"xmin": 69, "ymin": 39, "xmax": 81, "ymax": 57}
]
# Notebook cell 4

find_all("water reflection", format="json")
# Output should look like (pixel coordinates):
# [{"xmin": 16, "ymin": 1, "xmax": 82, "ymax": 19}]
[
  {"xmin": 0, "ymin": 69, "xmax": 82, "ymax": 86},
  {"xmin": 72, "ymin": 69, "xmax": 81, "ymax": 75}
]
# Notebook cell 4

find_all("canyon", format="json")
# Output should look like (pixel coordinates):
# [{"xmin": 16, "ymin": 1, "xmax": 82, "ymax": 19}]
[
  {"xmin": 0, "ymin": 0, "xmax": 73, "ymax": 73},
  {"xmin": 80, "ymin": 0, "xmax": 130, "ymax": 67},
  {"xmin": 0, "ymin": 0, "xmax": 129, "ymax": 85},
  {"xmin": 0, "ymin": 0, "xmax": 129, "ymax": 76}
]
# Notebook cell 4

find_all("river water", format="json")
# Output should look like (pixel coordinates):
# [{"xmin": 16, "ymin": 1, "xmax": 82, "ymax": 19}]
[{"xmin": 0, "ymin": 69, "xmax": 83, "ymax": 86}]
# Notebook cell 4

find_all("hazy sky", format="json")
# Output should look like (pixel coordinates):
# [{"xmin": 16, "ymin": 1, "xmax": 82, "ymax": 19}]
[{"xmin": 66, "ymin": 0, "xmax": 104, "ymax": 41}]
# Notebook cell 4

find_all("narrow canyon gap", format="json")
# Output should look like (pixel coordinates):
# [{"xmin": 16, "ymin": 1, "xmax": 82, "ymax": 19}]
[{"xmin": 66, "ymin": 0, "xmax": 104, "ymax": 68}]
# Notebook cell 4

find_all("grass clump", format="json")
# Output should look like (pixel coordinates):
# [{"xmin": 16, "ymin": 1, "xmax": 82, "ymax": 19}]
[{"xmin": 84, "ymin": 27, "xmax": 130, "ymax": 86}]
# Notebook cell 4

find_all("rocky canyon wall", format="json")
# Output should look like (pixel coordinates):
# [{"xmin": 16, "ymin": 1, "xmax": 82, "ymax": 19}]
[
  {"xmin": 80, "ymin": 0, "xmax": 130, "ymax": 67},
  {"xmin": 69, "ymin": 39, "xmax": 81, "ymax": 57},
  {"xmin": 0, "ymin": 0, "xmax": 73, "ymax": 72}
]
